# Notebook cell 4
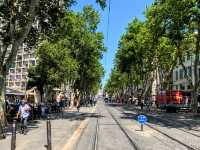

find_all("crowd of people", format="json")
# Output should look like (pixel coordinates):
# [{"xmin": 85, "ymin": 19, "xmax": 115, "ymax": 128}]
[
  {"xmin": 104, "ymin": 95, "xmax": 154, "ymax": 111},
  {"xmin": 4, "ymin": 92, "xmax": 98, "ymax": 135}
]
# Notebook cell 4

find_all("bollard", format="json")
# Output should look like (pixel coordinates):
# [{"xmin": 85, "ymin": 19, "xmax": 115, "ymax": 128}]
[
  {"xmin": 11, "ymin": 120, "xmax": 16, "ymax": 150},
  {"xmin": 45, "ymin": 119, "xmax": 52, "ymax": 150},
  {"xmin": 141, "ymin": 124, "xmax": 143, "ymax": 131},
  {"xmin": 0, "ymin": 122, "xmax": 6, "ymax": 139}
]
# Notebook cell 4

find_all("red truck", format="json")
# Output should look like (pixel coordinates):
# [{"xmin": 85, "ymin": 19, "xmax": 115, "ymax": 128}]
[{"xmin": 156, "ymin": 90, "xmax": 192, "ymax": 112}]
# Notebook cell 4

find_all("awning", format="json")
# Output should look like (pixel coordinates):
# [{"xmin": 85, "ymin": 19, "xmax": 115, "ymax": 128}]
[
  {"xmin": 53, "ymin": 88, "xmax": 62, "ymax": 91},
  {"xmin": 6, "ymin": 88, "xmax": 25, "ymax": 96}
]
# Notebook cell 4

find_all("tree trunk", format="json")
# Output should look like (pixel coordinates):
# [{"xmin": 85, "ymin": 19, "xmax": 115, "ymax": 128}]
[
  {"xmin": 0, "ymin": 69, "xmax": 7, "ymax": 126},
  {"xmin": 192, "ymin": 24, "xmax": 200, "ymax": 113}
]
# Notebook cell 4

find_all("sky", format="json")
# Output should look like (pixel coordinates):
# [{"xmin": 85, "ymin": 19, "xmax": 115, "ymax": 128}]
[{"xmin": 72, "ymin": 0, "xmax": 154, "ymax": 86}]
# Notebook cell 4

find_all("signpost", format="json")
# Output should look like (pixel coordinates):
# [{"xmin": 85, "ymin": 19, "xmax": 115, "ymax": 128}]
[{"xmin": 137, "ymin": 115, "xmax": 147, "ymax": 131}]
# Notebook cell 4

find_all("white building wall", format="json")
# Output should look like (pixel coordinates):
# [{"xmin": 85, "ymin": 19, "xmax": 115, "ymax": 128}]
[
  {"xmin": 173, "ymin": 55, "xmax": 200, "ymax": 91},
  {"xmin": 6, "ymin": 44, "xmax": 36, "ymax": 92}
]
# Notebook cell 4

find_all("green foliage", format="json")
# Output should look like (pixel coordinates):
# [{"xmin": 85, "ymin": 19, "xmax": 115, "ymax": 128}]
[
  {"xmin": 105, "ymin": 18, "xmax": 156, "ymax": 96},
  {"xmin": 28, "ymin": 40, "xmax": 78, "ymax": 91},
  {"xmin": 106, "ymin": 0, "xmax": 200, "ymax": 112},
  {"xmin": 28, "ymin": 6, "xmax": 105, "ymax": 97}
]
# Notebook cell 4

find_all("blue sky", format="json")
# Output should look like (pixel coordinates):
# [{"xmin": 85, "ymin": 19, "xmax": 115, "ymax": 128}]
[{"xmin": 72, "ymin": 0, "xmax": 154, "ymax": 86}]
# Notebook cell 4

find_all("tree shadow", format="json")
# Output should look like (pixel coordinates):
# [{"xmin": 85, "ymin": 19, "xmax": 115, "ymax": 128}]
[
  {"xmin": 1, "ymin": 107, "xmax": 104, "ymax": 139},
  {"xmin": 48, "ymin": 111, "xmax": 104, "ymax": 121},
  {"xmin": 109, "ymin": 103, "xmax": 200, "ymax": 131}
]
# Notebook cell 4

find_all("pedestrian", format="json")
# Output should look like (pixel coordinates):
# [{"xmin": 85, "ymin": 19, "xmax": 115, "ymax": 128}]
[
  {"xmin": 56, "ymin": 93, "xmax": 61, "ymax": 113},
  {"xmin": 90, "ymin": 97, "xmax": 93, "ymax": 106},
  {"xmin": 74, "ymin": 95, "xmax": 80, "ymax": 112},
  {"xmin": 94, "ymin": 98, "xmax": 97, "ymax": 106},
  {"xmin": 41, "ymin": 103, "xmax": 47, "ymax": 119},
  {"xmin": 16, "ymin": 99, "xmax": 31, "ymax": 135}
]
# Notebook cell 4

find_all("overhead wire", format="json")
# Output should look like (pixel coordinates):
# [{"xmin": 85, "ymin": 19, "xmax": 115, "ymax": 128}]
[{"xmin": 104, "ymin": 0, "xmax": 111, "ymax": 84}]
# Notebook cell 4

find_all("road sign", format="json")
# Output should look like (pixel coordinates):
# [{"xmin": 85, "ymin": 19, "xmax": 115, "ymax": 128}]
[{"xmin": 137, "ymin": 115, "xmax": 147, "ymax": 125}]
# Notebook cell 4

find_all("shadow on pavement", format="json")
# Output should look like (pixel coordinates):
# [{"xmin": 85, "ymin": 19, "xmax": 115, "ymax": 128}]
[
  {"xmin": 49, "ymin": 111, "xmax": 104, "ymax": 121},
  {"xmin": 107, "ymin": 102, "xmax": 200, "ymax": 131},
  {"xmin": 0, "ymin": 107, "xmax": 104, "ymax": 139}
]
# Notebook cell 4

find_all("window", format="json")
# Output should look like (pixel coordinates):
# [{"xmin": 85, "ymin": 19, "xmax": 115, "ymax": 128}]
[
  {"xmin": 30, "ymin": 60, "xmax": 35, "ymax": 66},
  {"xmin": 10, "ymin": 63, "xmax": 15, "ymax": 68},
  {"xmin": 180, "ymin": 84, "xmax": 185, "ymax": 90},
  {"xmin": 179, "ymin": 69, "xmax": 183, "ymax": 80},
  {"xmin": 24, "ymin": 47, "xmax": 29, "ymax": 52},
  {"xmin": 17, "ymin": 62, "xmax": 22, "ymax": 67},
  {"xmin": 197, "ymin": 55, "xmax": 199, "ymax": 61},
  {"xmin": 22, "ymin": 75, "xmax": 27, "ymax": 80},
  {"xmin": 9, "ymin": 82, "xmax": 14, "ymax": 86},
  {"xmin": 9, "ymin": 75, "xmax": 15, "ymax": 81},
  {"xmin": 187, "ymin": 55, "xmax": 190, "ymax": 60},
  {"xmin": 10, "ymin": 69, "xmax": 15, "ymax": 74},
  {"xmin": 21, "ymin": 82, "xmax": 26, "ymax": 88},
  {"xmin": 16, "ymin": 75, "xmax": 21, "ymax": 80},
  {"xmin": 23, "ymin": 61, "xmax": 28, "ymax": 67},
  {"xmin": 176, "ymin": 71, "xmax": 178, "ymax": 81},
  {"xmin": 188, "ymin": 66, "xmax": 192, "ymax": 77},
  {"xmin": 183, "ymin": 56, "xmax": 186, "ymax": 62},
  {"xmin": 177, "ymin": 58, "xmax": 179, "ymax": 65},
  {"xmin": 187, "ymin": 85, "xmax": 191, "ymax": 90},
  {"xmin": 184, "ymin": 68, "xmax": 187, "ymax": 78},
  {"xmin": 16, "ymin": 68, "xmax": 21, "ymax": 74},
  {"xmin": 17, "ymin": 55, "xmax": 22, "ymax": 61},
  {"xmin": 22, "ymin": 68, "xmax": 27, "ymax": 73},
  {"xmin": 30, "ymin": 53, "xmax": 35, "ymax": 58},
  {"xmin": 15, "ymin": 82, "xmax": 20, "ymax": 87},
  {"xmin": 23, "ymin": 54, "xmax": 29, "ymax": 59}
]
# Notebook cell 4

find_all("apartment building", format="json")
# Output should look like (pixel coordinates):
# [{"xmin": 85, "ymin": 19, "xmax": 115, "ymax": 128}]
[
  {"xmin": 6, "ymin": 44, "xmax": 36, "ymax": 92},
  {"xmin": 173, "ymin": 55, "xmax": 200, "ymax": 91}
]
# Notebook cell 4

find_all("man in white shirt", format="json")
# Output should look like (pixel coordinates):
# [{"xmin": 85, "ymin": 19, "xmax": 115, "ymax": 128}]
[{"xmin": 17, "ymin": 100, "xmax": 31, "ymax": 134}]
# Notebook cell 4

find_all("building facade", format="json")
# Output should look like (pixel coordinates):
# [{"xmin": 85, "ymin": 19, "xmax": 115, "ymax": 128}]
[
  {"xmin": 6, "ymin": 44, "xmax": 36, "ymax": 92},
  {"xmin": 173, "ymin": 55, "xmax": 200, "ymax": 91}
]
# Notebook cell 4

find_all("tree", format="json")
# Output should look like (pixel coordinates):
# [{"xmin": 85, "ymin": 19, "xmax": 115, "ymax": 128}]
[
  {"xmin": 28, "ymin": 40, "xmax": 78, "ymax": 102},
  {"xmin": 72, "ymin": 6, "xmax": 106, "ymax": 99},
  {"xmin": 113, "ymin": 19, "xmax": 156, "ymax": 101}
]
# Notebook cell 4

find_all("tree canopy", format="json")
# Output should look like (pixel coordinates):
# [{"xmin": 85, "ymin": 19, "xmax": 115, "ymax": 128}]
[
  {"xmin": 105, "ymin": 0, "xmax": 200, "ymax": 112},
  {"xmin": 28, "ymin": 6, "xmax": 105, "ymax": 101}
]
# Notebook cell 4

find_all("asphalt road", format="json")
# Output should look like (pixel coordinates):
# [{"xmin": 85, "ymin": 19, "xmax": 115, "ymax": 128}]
[{"xmin": 75, "ymin": 100, "xmax": 200, "ymax": 150}]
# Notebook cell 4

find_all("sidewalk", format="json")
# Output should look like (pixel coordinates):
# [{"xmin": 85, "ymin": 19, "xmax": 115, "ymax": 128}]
[{"xmin": 0, "ymin": 106, "xmax": 96, "ymax": 150}]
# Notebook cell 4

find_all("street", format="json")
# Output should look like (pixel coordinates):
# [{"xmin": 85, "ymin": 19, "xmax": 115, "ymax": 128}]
[{"xmin": 1, "ymin": 100, "xmax": 200, "ymax": 150}]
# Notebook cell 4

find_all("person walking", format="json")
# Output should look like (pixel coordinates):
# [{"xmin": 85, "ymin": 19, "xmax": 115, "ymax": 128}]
[
  {"xmin": 56, "ymin": 93, "xmax": 61, "ymax": 113},
  {"xmin": 17, "ymin": 99, "xmax": 31, "ymax": 135},
  {"xmin": 74, "ymin": 95, "xmax": 80, "ymax": 112}
]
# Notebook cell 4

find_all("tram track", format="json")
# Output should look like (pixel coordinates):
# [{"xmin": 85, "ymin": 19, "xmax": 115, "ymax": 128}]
[
  {"xmin": 145, "ymin": 115, "xmax": 200, "ymax": 150},
  {"xmin": 93, "ymin": 108, "xmax": 99, "ymax": 150},
  {"xmin": 146, "ymin": 114, "xmax": 200, "ymax": 138},
  {"xmin": 157, "ymin": 113, "xmax": 200, "ymax": 132},
  {"xmin": 106, "ymin": 106, "xmax": 140, "ymax": 150},
  {"xmin": 114, "ymin": 106, "xmax": 199, "ymax": 150},
  {"xmin": 146, "ymin": 123, "xmax": 198, "ymax": 150}
]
